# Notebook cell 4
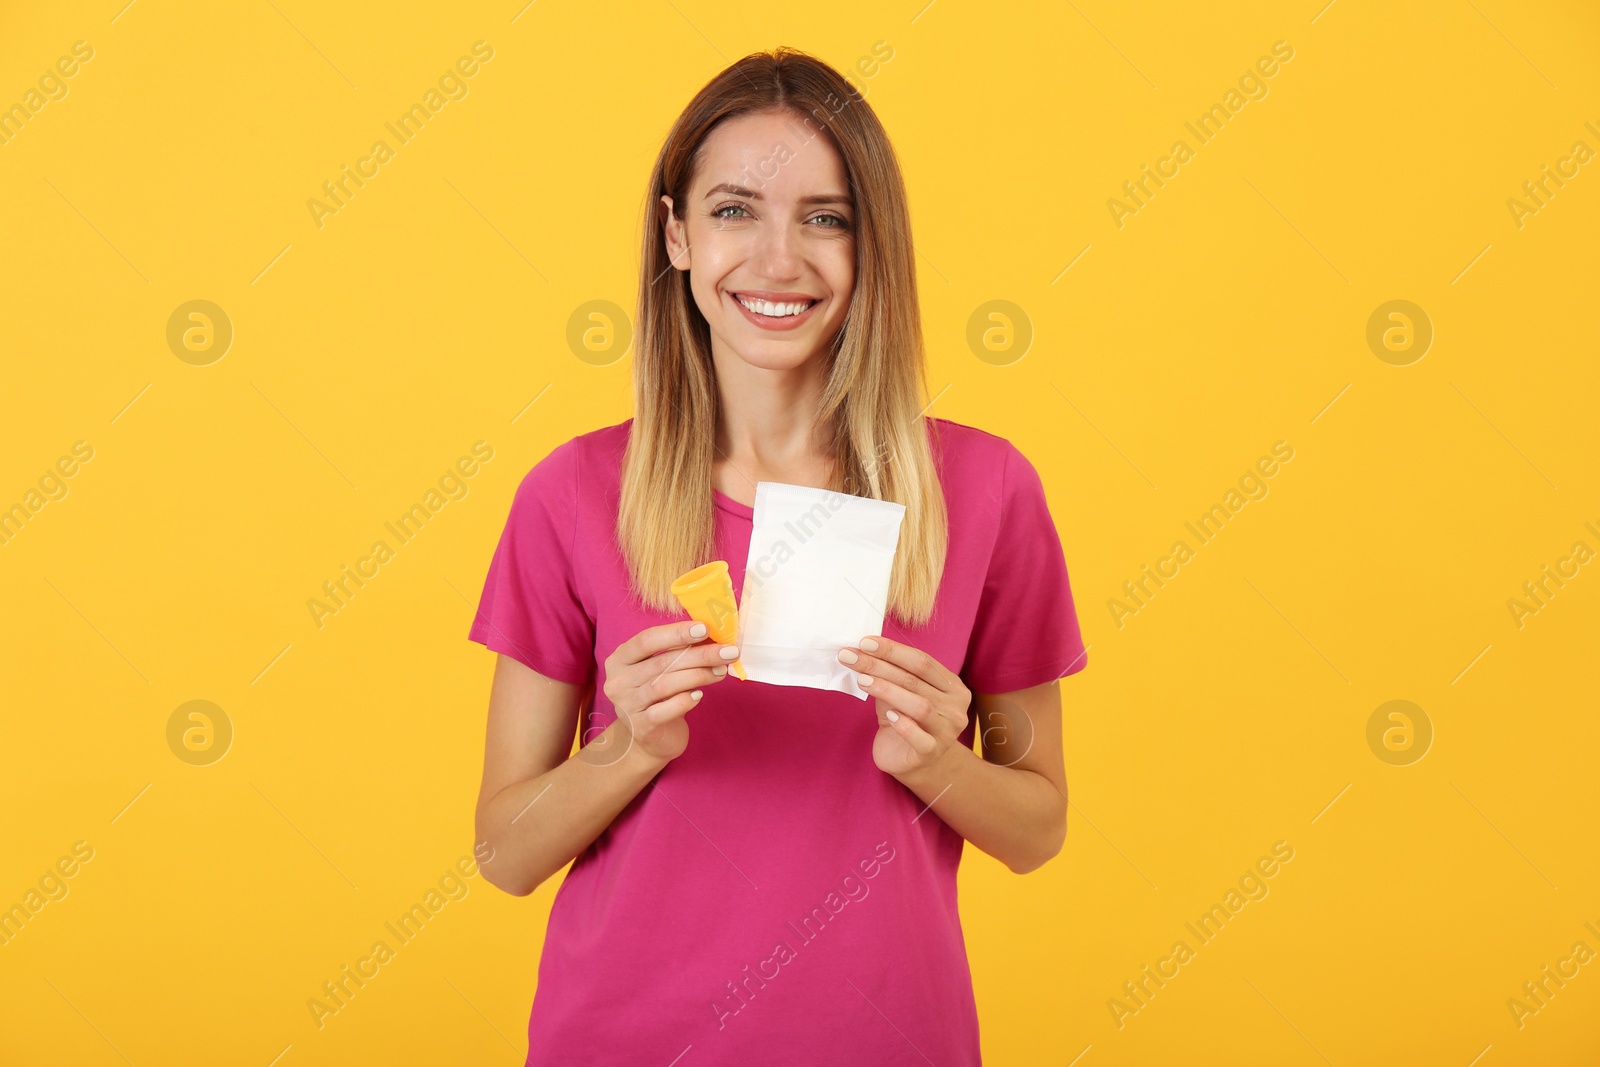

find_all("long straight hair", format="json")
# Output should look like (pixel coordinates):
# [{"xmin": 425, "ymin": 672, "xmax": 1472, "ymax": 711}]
[{"xmin": 618, "ymin": 46, "xmax": 948, "ymax": 628}]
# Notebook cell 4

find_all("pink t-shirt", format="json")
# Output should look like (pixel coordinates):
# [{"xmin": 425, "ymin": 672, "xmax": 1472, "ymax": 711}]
[{"xmin": 468, "ymin": 416, "xmax": 1087, "ymax": 1065}]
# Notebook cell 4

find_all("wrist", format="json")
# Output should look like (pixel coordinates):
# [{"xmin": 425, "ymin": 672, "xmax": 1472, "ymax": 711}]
[
  {"xmin": 618, "ymin": 719, "xmax": 678, "ymax": 781},
  {"xmin": 894, "ymin": 738, "xmax": 977, "ymax": 795},
  {"xmin": 578, "ymin": 717, "xmax": 669, "ymax": 781}
]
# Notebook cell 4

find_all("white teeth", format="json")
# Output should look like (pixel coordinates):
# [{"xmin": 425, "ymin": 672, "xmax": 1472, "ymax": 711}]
[{"xmin": 736, "ymin": 295, "xmax": 814, "ymax": 318}]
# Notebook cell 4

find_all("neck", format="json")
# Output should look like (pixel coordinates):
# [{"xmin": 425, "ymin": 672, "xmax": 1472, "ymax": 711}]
[{"xmin": 709, "ymin": 343, "xmax": 835, "ymax": 497}]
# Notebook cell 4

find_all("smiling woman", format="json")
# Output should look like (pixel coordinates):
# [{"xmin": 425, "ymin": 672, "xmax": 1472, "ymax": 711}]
[{"xmin": 467, "ymin": 45, "xmax": 1089, "ymax": 1066}]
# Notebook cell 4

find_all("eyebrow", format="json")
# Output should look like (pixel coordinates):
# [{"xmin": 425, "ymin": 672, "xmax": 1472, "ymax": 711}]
[{"xmin": 703, "ymin": 182, "xmax": 852, "ymax": 207}]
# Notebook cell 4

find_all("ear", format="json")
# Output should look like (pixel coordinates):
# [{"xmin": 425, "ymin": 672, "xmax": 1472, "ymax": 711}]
[{"xmin": 660, "ymin": 195, "xmax": 690, "ymax": 271}]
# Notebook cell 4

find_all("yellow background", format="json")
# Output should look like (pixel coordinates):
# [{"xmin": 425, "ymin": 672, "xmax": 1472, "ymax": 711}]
[{"xmin": 2, "ymin": 0, "xmax": 1596, "ymax": 1063}]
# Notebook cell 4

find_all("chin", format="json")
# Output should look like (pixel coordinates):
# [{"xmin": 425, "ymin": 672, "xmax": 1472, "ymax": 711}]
[{"xmin": 726, "ymin": 343, "xmax": 821, "ymax": 371}]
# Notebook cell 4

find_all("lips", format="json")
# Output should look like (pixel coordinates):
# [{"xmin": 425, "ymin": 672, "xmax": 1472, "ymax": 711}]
[
  {"xmin": 733, "ymin": 293, "xmax": 818, "ymax": 317},
  {"xmin": 727, "ymin": 290, "xmax": 822, "ymax": 331}
]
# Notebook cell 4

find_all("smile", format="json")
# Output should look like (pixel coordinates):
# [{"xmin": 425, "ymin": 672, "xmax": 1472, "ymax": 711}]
[{"xmin": 729, "ymin": 291, "xmax": 821, "ymax": 331}]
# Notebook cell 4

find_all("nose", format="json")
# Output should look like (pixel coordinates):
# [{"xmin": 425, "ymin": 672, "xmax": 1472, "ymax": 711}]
[{"xmin": 751, "ymin": 218, "xmax": 804, "ymax": 282}]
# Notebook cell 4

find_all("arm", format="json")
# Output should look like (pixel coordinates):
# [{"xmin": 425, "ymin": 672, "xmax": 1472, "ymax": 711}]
[
  {"xmin": 474, "ymin": 621, "xmax": 737, "ymax": 896},
  {"xmin": 838, "ymin": 636, "xmax": 1069, "ymax": 874},
  {"xmin": 896, "ymin": 681, "xmax": 1067, "ymax": 874},
  {"xmin": 473, "ymin": 655, "xmax": 664, "ymax": 895}
]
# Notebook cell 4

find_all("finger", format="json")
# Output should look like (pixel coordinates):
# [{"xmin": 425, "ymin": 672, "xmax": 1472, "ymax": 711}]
[
  {"xmin": 859, "ymin": 674, "xmax": 941, "ymax": 731},
  {"xmin": 620, "ymin": 620, "xmax": 712, "ymax": 666},
  {"xmin": 633, "ymin": 664, "xmax": 729, "ymax": 712},
  {"xmin": 847, "ymin": 636, "xmax": 955, "ymax": 693},
  {"xmin": 648, "ymin": 641, "xmax": 730, "ymax": 681},
  {"xmin": 884, "ymin": 704, "xmax": 939, "ymax": 756},
  {"xmin": 842, "ymin": 647, "xmax": 936, "ymax": 701},
  {"xmin": 649, "ymin": 640, "xmax": 741, "ymax": 683},
  {"xmin": 643, "ymin": 687, "xmax": 705, "ymax": 727}
]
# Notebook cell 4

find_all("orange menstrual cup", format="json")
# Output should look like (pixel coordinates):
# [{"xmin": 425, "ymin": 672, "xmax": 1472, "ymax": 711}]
[{"xmin": 670, "ymin": 560, "xmax": 747, "ymax": 680}]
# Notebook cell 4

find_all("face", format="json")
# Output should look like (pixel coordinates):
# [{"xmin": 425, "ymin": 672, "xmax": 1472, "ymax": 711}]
[{"xmin": 661, "ymin": 110, "xmax": 856, "ymax": 372}]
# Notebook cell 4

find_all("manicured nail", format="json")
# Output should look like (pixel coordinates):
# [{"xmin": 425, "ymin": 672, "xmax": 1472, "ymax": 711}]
[
  {"xmin": 860, "ymin": 637, "xmax": 880, "ymax": 652},
  {"xmin": 720, "ymin": 645, "xmax": 740, "ymax": 660},
  {"xmin": 860, "ymin": 675, "xmax": 873, "ymax": 686},
  {"xmin": 690, "ymin": 622, "xmax": 708, "ymax": 638},
  {"xmin": 886, "ymin": 709, "xmax": 898, "ymax": 722},
  {"xmin": 691, "ymin": 690, "xmax": 703, "ymax": 700},
  {"xmin": 712, "ymin": 666, "xmax": 727, "ymax": 676},
  {"xmin": 838, "ymin": 649, "xmax": 858, "ymax": 664}
]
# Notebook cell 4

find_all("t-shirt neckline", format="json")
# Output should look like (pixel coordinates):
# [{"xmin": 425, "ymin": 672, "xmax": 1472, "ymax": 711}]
[{"xmin": 712, "ymin": 487, "xmax": 754, "ymax": 520}]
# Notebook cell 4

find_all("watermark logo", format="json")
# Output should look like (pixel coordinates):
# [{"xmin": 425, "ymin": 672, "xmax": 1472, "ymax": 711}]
[
  {"xmin": 1365, "ymin": 299, "xmax": 1432, "ymax": 366},
  {"xmin": 575, "ymin": 712, "xmax": 635, "ymax": 768},
  {"xmin": 306, "ymin": 851, "xmax": 485, "ymax": 1029},
  {"xmin": 710, "ymin": 840, "xmax": 897, "ymax": 1030},
  {"xmin": 166, "ymin": 300, "xmax": 233, "ymax": 365},
  {"xmin": 841, "ymin": 439, "xmax": 897, "ymax": 496},
  {"xmin": 978, "ymin": 697, "xmax": 1035, "ymax": 768},
  {"xmin": 840, "ymin": 40, "xmax": 895, "ymax": 98},
  {"xmin": 566, "ymin": 299, "xmax": 632, "ymax": 366},
  {"xmin": 1365, "ymin": 700, "xmax": 1431, "ymax": 766},
  {"xmin": 166, "ymin": 700, "xmax": 233, "ymax": 766},
  {"xmin": 306, "ymin": 42, "xmax": 495, "ymax": 230},
  {"xmin": 0, "ymin": 841, "xmax": 95, "ymax": 948},
  {"xmin": 1507, "ymin": 922, "xmax": 1600, "ymax": 1030},
  {"xmin": 966, "ymin": 299, "xmax": 1032, "ymax": 366},
  {"xmin": 1109, "ymin": 840, "xmax": 1295, "ymax": 1028},
  {"xmin": 1106, "ymin": 41, "xmax": 1295, "ymax": 229},
  {"xmin": 1, "ymin": 440, "xmax": 95, "ymax": 548},
  {"xmin": 1506, "ymin": 524, "xmax": 1597, "ymax": 629},
  {"xmin": 1110, "ymin": 442, "xmax": 1294, "ymax": 629},
  {"xmin": 0, "ymin": 40, "xmax": 94, "ymax": 149},
  {"xmin": 1507, "ymin": 123, "xmax": 1598, "ymax": 230},
  {"xmin": 307, "ymin": 442, "xmax": 494, "ymax": 629}
]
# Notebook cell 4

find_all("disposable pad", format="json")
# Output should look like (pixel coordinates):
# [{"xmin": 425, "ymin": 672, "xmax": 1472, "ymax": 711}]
[{"xmin": 735, "ymin": 482, "xmax": 906, "ymax": 699}]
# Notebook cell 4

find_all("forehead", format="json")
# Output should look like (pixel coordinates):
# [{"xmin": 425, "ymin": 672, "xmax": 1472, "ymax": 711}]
[{"xmin": 693, "ymin": 110, "xmax": 850, "ymax": 202}]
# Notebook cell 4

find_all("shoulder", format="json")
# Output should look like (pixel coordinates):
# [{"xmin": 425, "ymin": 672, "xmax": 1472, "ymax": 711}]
[
  {"xmin": 926, "ymin": 415, "xmax": 1026, "ymax": 465},
  {"xmin": 509, "ymin": 418, "xmax": 632, "ymax": 506},
  {"xmin": 574, "ymin": 417, "xmax": 633, "ymax": 466},
  {"xmin": 924, "ymin": 416, "xmax": 1036, "ymax": 506},
  {"xmin": 517, "ymin": 418, "xmax": 632, "ymax": 483}
]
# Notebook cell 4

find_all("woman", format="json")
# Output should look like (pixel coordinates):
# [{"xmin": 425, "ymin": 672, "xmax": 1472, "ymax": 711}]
[{"xmin": 469, "ymin": 46, "xmax": 1088, "ymax": 1065}]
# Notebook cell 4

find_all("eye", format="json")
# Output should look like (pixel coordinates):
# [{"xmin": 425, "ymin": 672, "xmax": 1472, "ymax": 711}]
[
  {"xmin": 711, "ymin": 202, "xmax": 752, "ymax": 219},
  {"xmin": 810, "ymin": 212, "xmax": 850, "ymax": 229}
]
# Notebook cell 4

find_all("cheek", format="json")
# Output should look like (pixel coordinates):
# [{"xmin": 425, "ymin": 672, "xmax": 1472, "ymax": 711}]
[
  {"xmin": 687, "ymin": 225, "xmax": 739, "ymax": 293},
  {"xmin": 829, "ymin": 271, "xmax": 855, "ymax": 325},
  {"xmin": 690, "ymin": 273, "xmax": 725, "ymax": 324},
  {"xmin": 821, "ymin": 248, "xmax": 855, "ymax": 305},
  {"xmin": 682, "ymin": 234, "xmax": 723, "ymax": 310},
  {"xmin": 695, "ymin": 283, "xmax": 745, "ymax": 341}
]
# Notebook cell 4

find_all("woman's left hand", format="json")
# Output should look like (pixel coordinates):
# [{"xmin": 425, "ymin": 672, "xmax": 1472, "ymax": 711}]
[{"xmin": 837, "ymin": 636, "xmax": 973, "ymax": 779}]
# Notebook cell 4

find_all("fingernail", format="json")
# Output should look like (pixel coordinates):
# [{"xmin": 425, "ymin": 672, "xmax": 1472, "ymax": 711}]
[
  {"xmin": 712, "ymin": 665, "xmax": 727, "ymax": 676},
  {"xmin": 860, "ymin": 637, "xmax": 879, "ymax": 652},
  {"xmin": 720, "ymin": 645, "xmax": 740, "ymax": 660},
  {"xmin": 691, "ymin": 690, "xmax": 703, "ymax": 700},
  {"xmin": 838, "ymin": 649, "xmax": 858, "ymax": 664},
  {"xmin": 860, "ymin": 675, "xmax": 873, "ymax": 686},
  {"xmin": 690, "ymin": 622, "xmax": 708, "ymax": 638},
  {"xmin": 886, "ymin": 708, "xmax": 898, "ymax": 722}
]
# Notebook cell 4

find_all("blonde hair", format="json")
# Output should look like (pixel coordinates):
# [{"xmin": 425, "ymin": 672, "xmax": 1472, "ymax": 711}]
[{"xmin": 619, "ymin": 46, "xmax": 948, "ymax": 628}]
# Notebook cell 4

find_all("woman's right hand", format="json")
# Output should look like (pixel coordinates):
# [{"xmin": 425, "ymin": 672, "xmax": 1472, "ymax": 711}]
[{"xmin": 601, "ymin": 620, "xmax": 738, "ymax": 765}]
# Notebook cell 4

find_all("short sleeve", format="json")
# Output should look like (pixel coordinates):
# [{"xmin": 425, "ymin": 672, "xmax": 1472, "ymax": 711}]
[
  {"xmin": 467, "ymin": 440, "xmax": 595, "ymax": 685},
  {"xmin": 961, "ymin": 443, "xmax": 1088, "ymax": 693}
]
